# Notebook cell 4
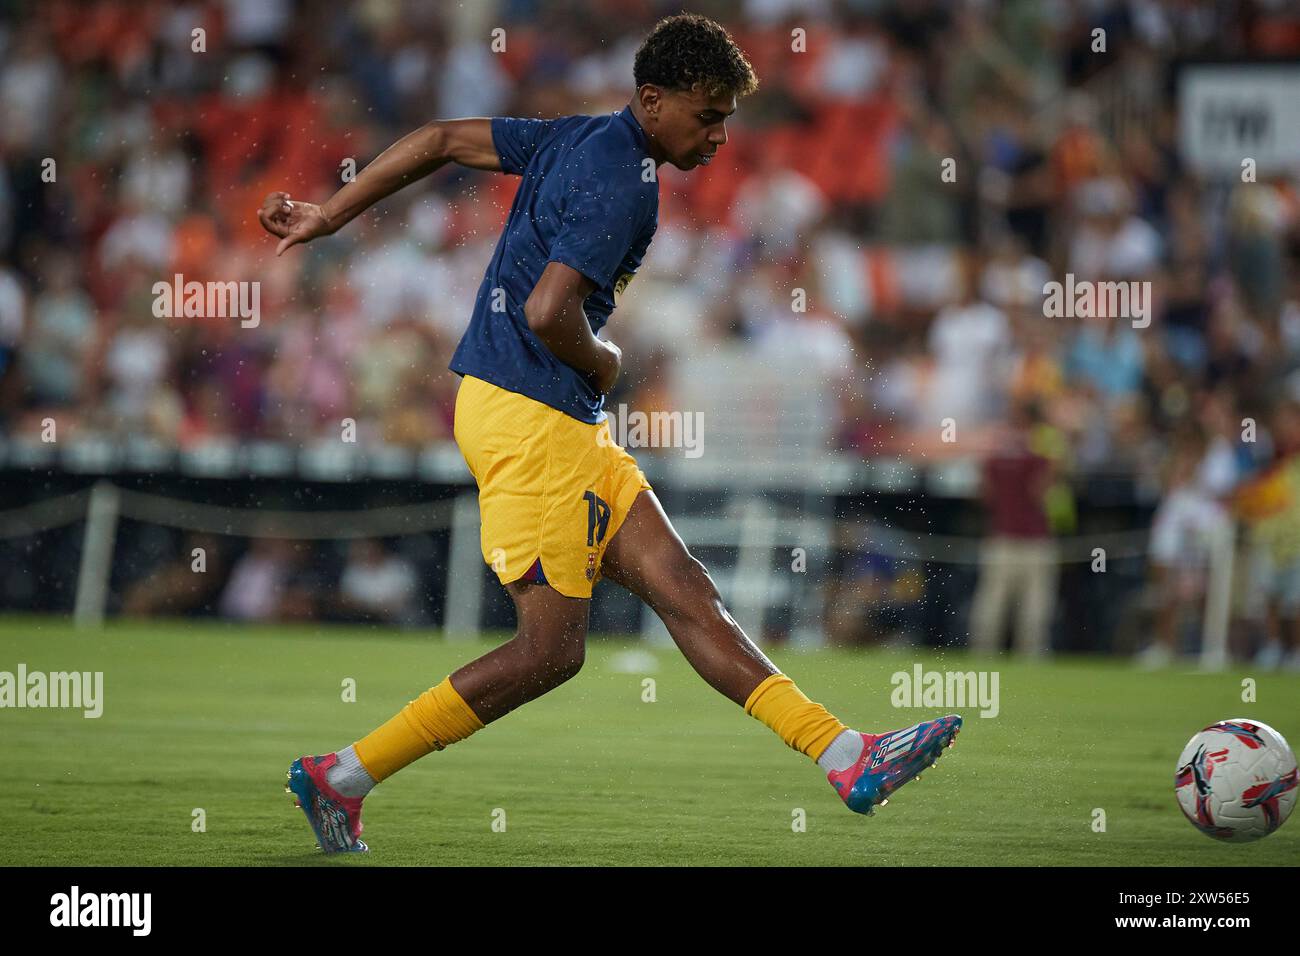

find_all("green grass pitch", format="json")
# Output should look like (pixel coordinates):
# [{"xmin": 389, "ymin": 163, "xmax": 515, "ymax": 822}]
[{"xmin": 1, "ymin": 615, "xmax": 1297, "ymax": 866}]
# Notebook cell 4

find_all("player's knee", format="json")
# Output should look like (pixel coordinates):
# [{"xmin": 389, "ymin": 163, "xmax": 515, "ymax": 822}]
[
  {"xmin": 658, "ymin": 552, "xmax": 723, "ymax": 620},
  {"xmin": 551, "ymin": 641, "xmax": 585, "ymax": 683},
  {"xmin": 520, "ymin": 633, "xmax": 585, "ymax": 686}
]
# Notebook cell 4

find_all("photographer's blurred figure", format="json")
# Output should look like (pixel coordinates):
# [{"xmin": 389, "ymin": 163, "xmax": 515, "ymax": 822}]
[
  {"xmin": 1137, "ymin": 431, "xmax": 1231, "ymax": 668},
  {"xmin": 969, "ymin": 400, "xmax": 1059, "ymax": 658},
  {"xmin": 122, "ymin": 532, "xmax": 227, "ymax": 617},
  {"xmin": 334, "ymin": 538, "xmax": 419, "ymax": 627},
  {"xmin": 219, "ymin": 537, "xmax": 322, "ymax": 623}
]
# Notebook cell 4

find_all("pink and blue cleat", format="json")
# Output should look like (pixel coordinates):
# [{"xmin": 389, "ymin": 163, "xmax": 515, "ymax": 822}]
[
  {"xmin": 828, "ymin": 715, "xmax": 962, "ymax": 815},
  {"xmin": 285, "ymin": 753, "xmax": 368, "ymax": 854}
]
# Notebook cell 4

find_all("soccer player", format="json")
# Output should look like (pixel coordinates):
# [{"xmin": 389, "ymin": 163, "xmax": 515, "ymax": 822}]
[{"xmin": 258, "ymin": 13, "xmax": 960, "ymax": 854}]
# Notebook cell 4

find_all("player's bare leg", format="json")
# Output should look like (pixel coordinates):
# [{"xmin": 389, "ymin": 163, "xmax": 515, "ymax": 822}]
[
  {"xmin": 286, "ymin": 579, "xmax": 590, "ymax": 852},
  {"xmin": 601, "ymin": 490, "xmax": 776, "ymax": 703},
  {"xmin": 601, "ymin": 489, "xmax": 961, "ymax": 815},
  {"xmin": 449, "ymin": 580, "xmax": 590, "ymax": 722}
]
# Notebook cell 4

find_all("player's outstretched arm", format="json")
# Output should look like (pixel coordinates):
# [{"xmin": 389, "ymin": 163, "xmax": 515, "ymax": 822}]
[
  {"xmin": 525, "ymin": 261, "xmax": 622, "ymax": 395},
  {"xmin": 257, "ymin": 118, "xmax": 500, "ymax": 256}
]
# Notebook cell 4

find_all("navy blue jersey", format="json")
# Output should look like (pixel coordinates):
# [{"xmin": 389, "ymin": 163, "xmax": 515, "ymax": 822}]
[{"xmin": 448, "ymin": 109, "xmax": 660, "ymax": 423}]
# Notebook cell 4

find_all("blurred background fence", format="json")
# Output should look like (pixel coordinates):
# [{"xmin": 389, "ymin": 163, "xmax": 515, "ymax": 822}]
[{"xmin": 0, "ymin": 442, "xmax": 1184, "ymax": 659}]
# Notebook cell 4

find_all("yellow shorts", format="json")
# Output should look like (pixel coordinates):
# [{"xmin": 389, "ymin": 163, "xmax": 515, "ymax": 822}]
[{"xmin": 453, "ymin": 374, "xmax": 652, "ymax": 598}]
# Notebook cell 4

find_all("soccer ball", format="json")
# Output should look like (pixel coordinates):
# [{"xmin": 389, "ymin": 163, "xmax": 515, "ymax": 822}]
[{"xmin": 1174, "ymin": 719, "xmax": 1298, "ymax": 842}]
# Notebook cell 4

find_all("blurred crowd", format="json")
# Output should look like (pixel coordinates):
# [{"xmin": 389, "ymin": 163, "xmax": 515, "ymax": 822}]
[
  {"xmin": 2, "ymin": 0, "xmax": 1300, "ymax": 661},
  {"xmin": 120, "ymin": 532, "xmax": 424, "ymax": 626}
]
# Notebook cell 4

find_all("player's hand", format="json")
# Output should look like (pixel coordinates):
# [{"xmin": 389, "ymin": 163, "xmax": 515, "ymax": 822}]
[
  {"xmin": 594, "ymin": 339, "xmax": 622, "ymax": 395},
  {"xmin": 257, "ymin": 192, "xmax": 336, "ymax": 256}
]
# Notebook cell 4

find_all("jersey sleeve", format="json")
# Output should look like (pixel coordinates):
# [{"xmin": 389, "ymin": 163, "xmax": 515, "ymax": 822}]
[
  {"xmin": 491, "ymin": 116, "xmax": 569, "ymax": 176},
  {"xmin": 548, "ymin": 174, "xmax": 653, "ymax": 289}
]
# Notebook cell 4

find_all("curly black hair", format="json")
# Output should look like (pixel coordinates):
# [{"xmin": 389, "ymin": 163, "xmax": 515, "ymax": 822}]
[{"xmin": 633, "ymin": 13, "xmax": 759, "ymax": 99}]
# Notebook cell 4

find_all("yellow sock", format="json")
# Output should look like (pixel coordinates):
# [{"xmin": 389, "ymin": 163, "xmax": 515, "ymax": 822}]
[
  {"xmin": 744, "ymin": 673, "xmax": 848, "ymax": 761},
  {"xmin": 353, "ymin": 676, "xmax": 485, "ymax": 782}
]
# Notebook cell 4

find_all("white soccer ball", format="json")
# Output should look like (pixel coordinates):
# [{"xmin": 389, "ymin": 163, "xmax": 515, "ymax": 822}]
[{"xmin": 1175, "ymin": 718, "xmax": 1298, "ymax": 842}]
